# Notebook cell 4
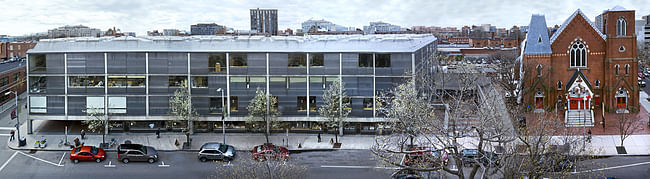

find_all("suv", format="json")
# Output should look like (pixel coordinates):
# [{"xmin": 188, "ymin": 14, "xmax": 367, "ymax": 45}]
[
  {"xmin": 198, "ymin": 143, "xmax": 236, "ymax": 162},
  {"xmin": 117, "ymin": 144, "xmax": 159, "ymax": 164}
]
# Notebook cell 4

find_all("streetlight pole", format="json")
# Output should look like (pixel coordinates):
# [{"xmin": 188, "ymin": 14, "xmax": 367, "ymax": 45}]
[
  {"xmin": 5, "ymin": 91, "xmax": 20, "ymax": 146},
  {"xmin": 217, "ymin": 88, "xmax": 225, "ymax": 144}
]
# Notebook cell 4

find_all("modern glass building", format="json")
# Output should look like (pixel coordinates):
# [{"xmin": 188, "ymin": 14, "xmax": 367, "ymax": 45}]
[{"xmin": 26, "ymin": 35, "xmax": 437, "ymax": 134}]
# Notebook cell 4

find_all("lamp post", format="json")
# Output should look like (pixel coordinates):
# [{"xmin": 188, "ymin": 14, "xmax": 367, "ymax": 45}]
[
  {"xmin": 5, "ymin": 91, "xmax": 21, "ymax": 146},
  {"xmin": 217, "ymin": 88, "xmax": 226, "ymax": 144}
]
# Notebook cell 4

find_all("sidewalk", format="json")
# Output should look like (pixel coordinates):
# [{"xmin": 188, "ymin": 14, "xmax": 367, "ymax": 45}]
[{"xmin": 7, "ymin": 129, "xmax": 377, "ymax": 152}]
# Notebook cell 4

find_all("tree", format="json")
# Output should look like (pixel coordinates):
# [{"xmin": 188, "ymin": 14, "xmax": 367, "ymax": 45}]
[
  {"xmin": 318, "ymin": 79, "xmax": 350, "ymax": 144},
  {"xmin": 169, "ymin": 80, "xmax": 198, "ymax": 146},
  {"xmin": 246, "ymin": 87, "xmax": 281, "ymax": 144},
  {"xmin": 213, "ymin": 158, "xmax": 307, "ymax": 179},
  {"xmin": 82, "ymin": 107, "xmax": 110, "ymax": 148},
  {"xmin": 615, "ymin": 110, "xmax": 639, "ymax": 152}
]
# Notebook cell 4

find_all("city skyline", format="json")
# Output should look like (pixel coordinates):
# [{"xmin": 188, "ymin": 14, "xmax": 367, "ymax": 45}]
[{"xmin": 1, "ymin": 0, "xmax": 649, "ymax": 36}]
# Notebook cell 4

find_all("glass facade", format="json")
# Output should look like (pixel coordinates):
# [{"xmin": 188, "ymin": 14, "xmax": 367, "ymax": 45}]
[{"xmin": 28, "ymin": 47, "xmax": 434, "ymax": 133}]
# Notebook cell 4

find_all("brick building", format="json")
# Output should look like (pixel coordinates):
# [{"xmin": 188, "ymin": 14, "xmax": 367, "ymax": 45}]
[
  {"xmin": 521, "ymin": 8, "xmax": 637, "ymax": 127},
  {"xmin": 0, "ymin": 60, "xmax": 26, "ymax": 106},
  {"xmin": 1, "ymin": 42, "xmax": 37, "ymax": 60}
]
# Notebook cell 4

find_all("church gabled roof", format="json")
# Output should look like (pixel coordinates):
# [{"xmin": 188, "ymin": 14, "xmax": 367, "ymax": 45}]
[
  {"xmin": 550, "ymin": 9, "xmax": 607, "ymax": 44},
  {"xmin": 523, "ymin": 15, "xmax": 552, "ymax": 55},
  {"xmin": 565, "ymin": 69, "xmax": 593, "ymax": 92}
]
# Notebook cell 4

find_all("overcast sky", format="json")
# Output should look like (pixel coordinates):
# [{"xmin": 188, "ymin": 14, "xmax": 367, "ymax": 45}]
[{"xmin": 1, "ymin": 0, "xmax": 648, "ymax": 36}]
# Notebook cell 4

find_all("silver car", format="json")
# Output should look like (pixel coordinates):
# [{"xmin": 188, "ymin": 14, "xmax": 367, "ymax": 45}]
[{"xmin": 198, "ymin": 143, "xmax": 235, "ymax": 162}]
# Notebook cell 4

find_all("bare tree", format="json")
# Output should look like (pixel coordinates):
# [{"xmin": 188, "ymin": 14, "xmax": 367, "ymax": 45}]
[
  {"xmin": 318, "ymin": 79, "xmax": 350, "ymax": 144},
  {"xmin": 213, "ymin": 158, "xmax": 307, "ymax": 179},
  {"xmin": 82, "ymin": 107, "xmax": 111, "ymax": 148},
  {"xmin": 246, "ymin": 87, "xmax": 281, "ymax": 144},
  {"xmin": 169, "ymin": 80, "xmax": 198, "ymax": 147},
  {"xmin": 616, "ymin": 110, "xmax": 639, "ymax": 151}
]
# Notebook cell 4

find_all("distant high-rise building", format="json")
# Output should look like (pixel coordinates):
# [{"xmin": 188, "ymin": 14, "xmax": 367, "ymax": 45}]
[
  {"xmin": 250, "ymin": 8, "xmax": 278, "ymax": 35},
  {"xmin": 191, "ymin": 23, "xmax": 226, "ymax": 35},
  {"xmin": 363, "ymin": 21, "xmax": 401, "ymax": 34},
  {"xmin": 48, "ymin": 25, "xmax": 102, "ymax": 38}
]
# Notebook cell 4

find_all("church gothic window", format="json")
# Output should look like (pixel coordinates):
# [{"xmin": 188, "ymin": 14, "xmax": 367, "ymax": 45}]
[
  {"xmin": 569, "ymin": 40, "xmax": 587, "ymax": 68},
  {"xmin": 617, "ymin": 17, "xmax": 627, "ymax": 36}
]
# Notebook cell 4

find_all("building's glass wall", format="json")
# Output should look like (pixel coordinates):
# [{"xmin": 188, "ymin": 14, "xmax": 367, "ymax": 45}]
[
  {"xmin": 107, "ymin": 53, "xmax": 145, "ymax": 74},
  {"xmin": 67, "ymin": 53, "xmax": 104, "ymax": 74},
  {"xmin": 29, "ymin": 54, "xmax": 64, "ymax": 74},
  {"xmin": 149, "ymin": 53, "xmax": 187, "ymax": 74}
]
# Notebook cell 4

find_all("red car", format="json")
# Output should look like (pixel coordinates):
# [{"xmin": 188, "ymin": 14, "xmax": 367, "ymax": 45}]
[
  {"xmin": 251, "ymin": 144, "xmax": 289, "ymax": 161},
  {"xmin": 404, "ymin": 147, "xmax": 448, "ymax": 167},
  {"xmin": 70, "ymin": 146, "xmax": 106, "ymax": 163}
]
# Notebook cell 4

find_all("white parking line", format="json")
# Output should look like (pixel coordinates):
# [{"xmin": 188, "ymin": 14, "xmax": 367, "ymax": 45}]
[
  {"xmin": 0, "ymin": 151, "xmax": 18, "ymax": 173},
  {"xmin": 104, "ymin": 161, "xmax": 116, "ymax": 168},
  {"xmin": 0, "ymin": 134, "xmax": 10, "ymax": 136},
  {"xmin": 572, "ymin": 161, "xmax": 650, "ymax": 174},
  {"xmin": 158, "ymin": 161, "xmax": 170, "ymax": 168},
  {"xmin": 0, "ymin": 127, "xmax": 15, "ymax": 130},
  {"xmin": 17, "ymin": 151, "xmax": 64, "ymax": 167},
  {"xmin": 58, "ymin": 152, "xmax": 67, "ymax": 166},
  {"xmin": 320, "ymin": 165, "xmax": 400, "ymax": 170}
]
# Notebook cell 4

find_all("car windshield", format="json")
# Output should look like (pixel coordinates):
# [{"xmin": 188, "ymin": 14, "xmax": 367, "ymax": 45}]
[
  {"xmin": 274, "ymin": 146, "xmax": 282, "ymax": 153},
  {"xmin": 73, "ymin": 147, "xmax": 81, "ymax": 154},
  {"xmin": 90, "ymin": 146, "xmax": 98, "ymax": 155},
  {"xmin": 218, "ymin": 144, "xmax": 228, "ymax": 153},
  {"xmin": 256, "ymin": 146, "xmax": 262, "ymax": 153}
]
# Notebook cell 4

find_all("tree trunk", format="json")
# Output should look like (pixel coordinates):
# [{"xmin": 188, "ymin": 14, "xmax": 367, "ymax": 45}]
[
  {"xmin": 335, "ymin": 127, "xmax": 339, "ymax": 143},
  {"xmin": 265, "ymin": 117, "xmax": 271, "ymax": 144}
]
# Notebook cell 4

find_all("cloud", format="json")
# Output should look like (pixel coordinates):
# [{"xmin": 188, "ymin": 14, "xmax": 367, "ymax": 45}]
[{"xmin": 0, "ymin": 0, "xmax": 647, "ymax": 36}]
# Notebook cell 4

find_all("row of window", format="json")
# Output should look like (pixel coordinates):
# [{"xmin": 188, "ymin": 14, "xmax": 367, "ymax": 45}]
[
  {"xmin": 29, "ymin": 96, "xmax": 375, "ymax": 114},
  {"xmin": 47, "ymin": 76, "xmax": 346, "ymax": 89},
  {"xmin": 29, "ymin": 53, "xmax": 394, "ymax": 73}
]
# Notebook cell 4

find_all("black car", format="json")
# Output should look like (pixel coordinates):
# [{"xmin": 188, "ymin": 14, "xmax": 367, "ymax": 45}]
[{"xmin": 461, "ymin": 149, "xmax": 479, "ymax": 167}]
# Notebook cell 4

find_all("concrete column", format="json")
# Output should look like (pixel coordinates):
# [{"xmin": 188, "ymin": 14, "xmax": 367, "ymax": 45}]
[{"xmin": 27, "ymin": 119, "xmax": 32, "ymax": 134}]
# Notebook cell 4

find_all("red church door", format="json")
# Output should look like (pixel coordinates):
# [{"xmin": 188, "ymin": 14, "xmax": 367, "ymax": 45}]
[{"xmin": 617, "ymin": 97, "xmax": 626, "ymax": 109}]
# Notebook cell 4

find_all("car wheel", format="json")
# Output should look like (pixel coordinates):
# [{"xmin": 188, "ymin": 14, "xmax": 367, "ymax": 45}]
[
  {"xmin": 73, "ymin": 159, "xmax": 79, "ymax": 164},
  {"xmin": 96, "ymin": 158, "xmax": 101, "ymax": 163},
  {"xmin": 200, "ymin": 157, "xmax": 207, "ymax": 162},
  {"xmin": 122, "ymin": 158, "xmax": 129, "ymax": 164},
  {"xmin": 148, "ymin": 158, "xmax": 155, "ymax": 164}
]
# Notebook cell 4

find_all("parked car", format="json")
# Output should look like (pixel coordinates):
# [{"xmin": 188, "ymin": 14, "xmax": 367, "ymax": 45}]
[
  {"xmin": 70, "ymin": 146, "xmax": 106, "ymax": 163},
  {"xmin": 538, "ymin": 152, "xmax": 575, "ymax": 172},
  {"xmin": 639, "ymin": 72, "xmax": 645, "ymax": 79},
  {"xmin": 251, "ymin": 144, "xmax": 289, "ymax": 161},
  {"xmin": 403, "ymin": 146, "xmax": 448, "ymax": 167},
  {"xmin": 391, "ymin": 170, "xmax": 423, "ymax": 179},
  {"xmin": 117, "ymin": 143, "xmax": 159, "ymax": 164},
  {"xmin": 461, "ymin": 149, "xmax": 479, "ymax": 167},
  {"xmin": 198, "ymin": 142, "xmax": 236, "ymax": 162},
  {"xmin": 639, "ymin": 77, "xmax": 646, "ymax": 87}
]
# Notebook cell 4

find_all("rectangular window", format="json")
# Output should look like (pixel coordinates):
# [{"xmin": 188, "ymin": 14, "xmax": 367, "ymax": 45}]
[
  {"xmin": 309, "ymin": 53, "xmax": 324, "ymax": 67},
  {"xmin": 209, "ymin": 53, "xmax": 226, "ymax": 72},
  {"xmin": 210, "ymin": 97, "xmax": 225, "ymax": 114},
  {"xmin": 617, "ymin": 97, "xmax": 626, "ymax": 109},
  {"xmin": 86, "ymin": 96, "xmax": 105, "ymax": 113},
  {"xmin": 126, "ymin": 76, "xmax": 145, "ymax": 87},
  {"xmin": 29, "ymin": 54, "xmax": 46, "ymax": 73},
  {"xmin": 375, "ymin": 54, "xmax": 391, "ymax": 67},
  {"xmin": 344, "ymin": 97, "xmax": 352, "ymax": 110},
  {"xmin": 29, "ymin": 96, "xmax": 47, "ymax": 113},
  {"xmin": 309, "ymin": 96, "xmax": 316, "ymax": 112},
  {"xmin": 288, "ymin": 53, "xmax": 307, "ymax": 67},
  {"xmin": 108, "ymin": 97, "xmax": 127, "ymax": 114},
  {"xmin": 363, "ymin": 98, "xmax": 373, "ymax": 110},
  {"xmin": 13, "ymin": 73, "xmax": 20, "ymax": 82},
  {"xmin": 69, "ymin": 76, "xmax": 105, "ymax": 88},
  {"xmin": 230, "ymin": 77, "xmax": 247, "ymax": 83},
  {"xmin": 109, "ymin": 76, "xmax": 145, "ymax": 87},
  {"xmin": 168, "ymin": 76, "xmax": 187, "ymax": 88},
  {"xmin": 229, "ymin": 53, "xmax": 247, "ymax": 67},
  {"xmin": 192, "ymin": 76, "xmax": 208, "ymax": 88},
  {"xmin": 230, "ymin": 96, "xmax": 239, "ymax": 111},
  {"xmin": 30, "ymin": 76, "xmax": 47, "ymax": 93},
  {"xmin": 0, "ymin": 77, "xmax": 8, "ymax": 87},
  {"xmin": 297, "ymin": 96, "xmax": 307, "ymax": 111},
  {"xmin": 358, "ymin": 54, "xmax": 373, "ymax": 67}
]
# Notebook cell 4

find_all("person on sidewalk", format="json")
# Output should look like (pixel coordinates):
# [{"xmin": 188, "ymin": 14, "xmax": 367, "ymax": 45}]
[
  {"xmin": 9, "ymin": 130, "xmax": 15, "ymax": 141},
  {"xmin": 80, "ymin": 129, "xmax": 86, "ymax": 140},
  {"xmin": 156, "ymin": 128, "xmax": 160, "ymax": 139},
  {"xmin": 317, "ymin": 133, "xmax": 321, "ymax": 143},
  {"xmin": 587, "ymin": 129, "xmax": 592, "ymax": 143}
]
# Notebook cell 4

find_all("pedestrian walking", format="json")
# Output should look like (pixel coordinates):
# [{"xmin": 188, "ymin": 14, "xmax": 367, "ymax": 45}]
[
  {"xmin": 9, "ymin": 130, "xmax": 15, "ymax": 141},
  {"xmin": 156, "ymin": 128, "xmax": 161, "ymax": 138},
  {"xmin": 80, "ymin": 129, "xmax": 86, "ymax": 140},
  {"xmin": 317, "ymin": 133, "xmax": 321, "ymax": 143},
  {"xmin": 587, "ymin": 129, "xmax": 592, "ymax": 143}
]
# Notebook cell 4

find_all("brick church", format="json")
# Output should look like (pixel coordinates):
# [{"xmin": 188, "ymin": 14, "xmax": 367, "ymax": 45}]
[{"xmin": 521, "ymin": 6, "xmax": 637, "ymax": 127}]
